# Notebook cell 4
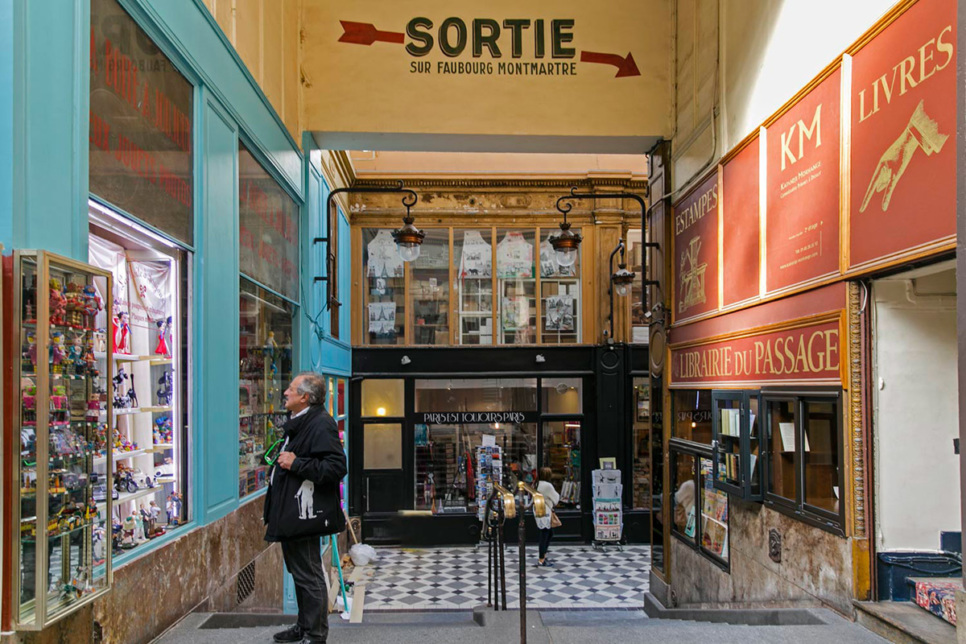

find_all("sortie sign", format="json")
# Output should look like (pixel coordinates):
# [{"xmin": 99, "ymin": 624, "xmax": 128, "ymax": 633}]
[{"xmin": 671, "ymin": 319, "xmax": 841, "ymax": 386}]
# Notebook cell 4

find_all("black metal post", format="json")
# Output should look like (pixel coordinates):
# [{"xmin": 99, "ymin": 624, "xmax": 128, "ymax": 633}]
[
  {"xmin": 499, "ymin": 523, "xmax": 507, "ymax": 610},
  {"xmin": 487, "ymin": 521, "xmax": 493, "ymax": 608},
  {"xmin": 314, "ymin": 181, "xmax": 418, "ymax": 310},
  {"xmin": 517, "ymin": 484, "xmax": 527, "ymax": 644},
  {"xmin": 607, "ymin": 240, "xmax": 624, "ymax": 341}
]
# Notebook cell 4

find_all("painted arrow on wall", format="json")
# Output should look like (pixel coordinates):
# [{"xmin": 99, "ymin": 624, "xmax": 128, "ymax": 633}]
[
  {"xmin": 339, "ymin": 21, "xmax": 405, "ymax": 45},
  {"xmin": 580, "ymin": 51, "xmax": 641, "ymax": 77}
]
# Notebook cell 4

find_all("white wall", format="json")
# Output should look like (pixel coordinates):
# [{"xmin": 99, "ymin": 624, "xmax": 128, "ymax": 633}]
[
  {"xmin": 873, "ymin": 268, "xmax": 959, "ymax": 552},
  {"xmin": 672, "ymin": 0, "xmax": 897, "ymax": 192}
]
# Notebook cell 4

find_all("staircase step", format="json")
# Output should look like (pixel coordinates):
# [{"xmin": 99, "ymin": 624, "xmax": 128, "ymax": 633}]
[{"xmin": 854, "ymin": 600, "xmax": 955, "ymax": 644}]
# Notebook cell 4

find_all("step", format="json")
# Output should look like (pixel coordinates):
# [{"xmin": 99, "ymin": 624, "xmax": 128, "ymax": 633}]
[{"xmin": 853, "ymin": 600, "xmax": 956, "ymax": 644}]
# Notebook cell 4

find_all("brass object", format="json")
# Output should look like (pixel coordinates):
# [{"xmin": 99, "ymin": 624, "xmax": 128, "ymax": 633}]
[
  {"xmin": 492, "ymin": 482, "xmax": 516, "ymax": 519},
  {"xmin": 519, "ymin": 481, "xmax": 547, "ymax": 518}
]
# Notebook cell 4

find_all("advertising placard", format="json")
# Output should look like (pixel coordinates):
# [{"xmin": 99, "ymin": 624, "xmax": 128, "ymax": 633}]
[
  {"xmin": 673, "ymin": 172, "xmax": 719, "ymax": 322},
  {"xmin": 721, "ymin": 139, "xmax": 761, "ymax": 307}
]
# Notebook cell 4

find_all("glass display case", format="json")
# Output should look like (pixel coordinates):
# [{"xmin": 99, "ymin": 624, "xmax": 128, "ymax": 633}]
[
  {"xmin": 711, "ymin": 390, "xmax": 762, "ymax": 501},
  {"xmin": 9, "ymin": 250, "xmax": 114, "ymax": 630}
]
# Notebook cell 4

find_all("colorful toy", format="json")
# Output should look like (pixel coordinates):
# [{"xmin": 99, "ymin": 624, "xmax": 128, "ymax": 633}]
[
  {"xmin": 155, "ymin": 316, "xmax": 172, "ymax": 357},
  {"xmin": 66, "ymin": 333, "xmax": 85, "ymax": 372},
  {"xmin": 49, "ymin": 278, "xmax": 67, "ymax": 326},
  {"xmin": 64, "ymin": 282, "xmax": 85, "ymax": 328},
  {"xmin": 112, "ymin": 310, "xmax": 130, "ymax": 354},
  {"xmin": 23, "ymin": 330, "xmax": 37, "ymax": 370},
  {"xmin": 50, "ymin": 332, "xmax": 66, "ymax": 372},
  {"xmin": 82, "ymin": 284, "xmax": 102, "ymax": 327}
]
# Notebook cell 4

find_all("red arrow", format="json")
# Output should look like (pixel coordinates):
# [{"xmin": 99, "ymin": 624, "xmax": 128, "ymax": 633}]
[
  {"xmin": 580, "ymin": 51, "xmax": 641, "ymax": 78},
  {"xmin": 339, "ymin": 21, "xmax": 404, "ymax": 46}
]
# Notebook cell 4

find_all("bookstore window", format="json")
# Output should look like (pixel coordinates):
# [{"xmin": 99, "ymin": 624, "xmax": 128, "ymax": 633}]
[
  {"xmin": 671, "ymin": 449, "xmax": 730, "ymax": 568},
  {"xmin": 455, "ymin": 228, "xmax": 494, "ymax": 345},
  {"xmin": 763, "ymin": 392, "xmax": 844, "ymax": 533},
  {"xmin": 497, "ymin": 229, "xmax": 537, "ymax": 345},
  {"xmin": 672, "ymin": 389, "xmax": 712, "ymax": 444}
]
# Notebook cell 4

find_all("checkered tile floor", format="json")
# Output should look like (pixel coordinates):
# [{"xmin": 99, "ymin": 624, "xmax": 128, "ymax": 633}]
[{"xmin": 362, "ymin": 545, "xmax": 650, "ymax": 610}]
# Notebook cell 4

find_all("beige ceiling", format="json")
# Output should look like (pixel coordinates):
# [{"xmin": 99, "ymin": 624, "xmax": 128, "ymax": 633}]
[{"xmin": 347, "ymin": 151, "xmax": 647, "ymax": 181}]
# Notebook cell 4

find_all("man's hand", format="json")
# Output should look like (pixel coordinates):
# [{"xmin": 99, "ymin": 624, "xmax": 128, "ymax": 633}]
[{"xmin": 277, "ymin": 451, "xmax": 296, "ymax": 470}]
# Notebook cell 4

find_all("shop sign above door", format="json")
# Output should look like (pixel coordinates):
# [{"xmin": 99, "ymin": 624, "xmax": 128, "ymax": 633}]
[
  {"xmin": 302, "ymin": 0, "xmax": 672, "ymax": 152},
  {"xmin": 670, "ymin": 315, "xmax": 843, "ymax": 388},
  {"xmin": 416, "ymin": 412, "xmax": 539, "ymax": 425}
]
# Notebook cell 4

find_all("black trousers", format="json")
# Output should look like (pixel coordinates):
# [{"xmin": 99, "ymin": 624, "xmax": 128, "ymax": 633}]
[
  {"xmin": 281, "ymin": 536, "xmax": 329, "ymax": 642},
  {"xmin": 538, "ymin": 528, "xmax": 554, "ymax": 559}
]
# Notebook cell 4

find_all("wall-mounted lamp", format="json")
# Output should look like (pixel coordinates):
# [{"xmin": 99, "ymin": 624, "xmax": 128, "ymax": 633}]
[
  {"xmin": 607, "ymin": 239, "xmax": 636, "ymax": 341},
  {"xmin": 549, "ymin": 200, "xmax": 583, "ymax": 268},
  {"xmin": 391, "ymin": 193, "xmax": 424, "ymax": 262}
]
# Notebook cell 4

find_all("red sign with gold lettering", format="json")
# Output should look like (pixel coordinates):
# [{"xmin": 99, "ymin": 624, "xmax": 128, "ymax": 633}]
[
  {"xmin": 721, "ymin": 139, "xmax": 760, "ymax": 307},
  {"xmin": 765, "ymin": 69, "xmax": 841, "ymax": 294},
  {"xmin": 673, "ymin": 172, "xmax": 719, "ymax": 321},
  {"xmin": 670, "ymin": 318, "xmax": 841, "ymax": 387},
  {"xmin": 849, "ymin": 0, "xmax": 956, "ymax": 270}
]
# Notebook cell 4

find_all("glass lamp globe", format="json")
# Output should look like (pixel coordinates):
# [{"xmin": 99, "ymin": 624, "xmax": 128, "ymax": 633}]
[
  {"xmin": 555, "ymin": 246, "xmax": 577, "ymax": 268},
  {"xmin": 397, "ymin": 242, "xmax": 421, "ymax": 262},
  {"xmin": 615, "ymin": 282, "xmax": 631, "ymax": 297}
]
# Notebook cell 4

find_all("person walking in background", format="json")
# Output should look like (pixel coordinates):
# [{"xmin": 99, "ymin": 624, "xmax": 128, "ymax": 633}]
[{"xmin": 535, "ymin": 467, "xmax": 561, "ymax": 567}]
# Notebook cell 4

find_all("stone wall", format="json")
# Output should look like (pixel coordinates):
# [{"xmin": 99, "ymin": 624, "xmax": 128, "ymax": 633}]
[
  {"xmin": 670, "ymin": 501, "xmax": 854, "ymax": 616},
  {"xmin": 7, "ymin": 499, "xmax": 282, "ymax": 644}
]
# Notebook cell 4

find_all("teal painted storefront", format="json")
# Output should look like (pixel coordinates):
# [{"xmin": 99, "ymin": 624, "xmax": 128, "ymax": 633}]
[{"xmin": 0, "ymin": 0, "xmax": 351, "ymax": 582}]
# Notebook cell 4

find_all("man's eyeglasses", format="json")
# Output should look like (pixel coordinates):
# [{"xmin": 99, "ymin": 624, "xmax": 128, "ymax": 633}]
[{"xmin": 264, "ymin": 438, "xmax": 285, "ymax": 465}]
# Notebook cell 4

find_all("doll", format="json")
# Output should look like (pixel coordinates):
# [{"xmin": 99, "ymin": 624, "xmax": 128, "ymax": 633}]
[
  {"xmin": 66, "ymin": 333, "xmax": 85, "ymax": 373},
  {"xmin": 156, "ymin": 370, "xmax": 173, "ymax": 406},
  {"xmin": 82, "ymin": 284, "xmax": 102, "ymax": 328},
  {"xmin": 23, "ymin": 330, "xmax": 37, "ymax": 370},
  {"xmin": 50, "ymin": 332, "xmax": 66, "ymax": 372},
  {"xmin": 133, "ymin": 509, "xmax": 146, "ymax": 543},
  {"xmin": 49, "ymin": 278, "xmax": 67, "ymax": 326},
  {"xmin": 120, "ymin": 515, "xmax": 137, "ymax": 548},
  {"xmin": 154, "ymin": 316, "xmax": 172, "ymax": 357},
  {"xmin": 112, "ymin": 310, "xmax": 130, "ymax": 355}
]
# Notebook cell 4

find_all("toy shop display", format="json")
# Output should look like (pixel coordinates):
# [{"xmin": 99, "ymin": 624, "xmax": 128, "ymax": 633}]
[
  {"xmin": 8, "ymin": 250, "xmax": 115, "ymax": 629},
  {"xmin": 85, "ymin": 235, "xmax": 186, "ymax": 562}
]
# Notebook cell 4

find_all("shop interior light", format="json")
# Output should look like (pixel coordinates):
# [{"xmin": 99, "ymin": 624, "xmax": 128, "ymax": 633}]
[
  {"xmin": 391, "ymin": 196, "xmax": 425, "ymax": 262},
  {"xmin": 376, "ymin": 407, "xmax": 387, "ymax": 417}
]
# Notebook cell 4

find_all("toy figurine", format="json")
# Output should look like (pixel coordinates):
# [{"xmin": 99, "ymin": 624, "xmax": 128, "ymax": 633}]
[
  {"xmin": 82, "ymin": 284, "xmax": 102, "ymax": 328},
  {"xmin": 66, "ymin": 333, "xmax": 85, "ymax": 373},
  {"xmin": 155, "ymin": 316, "xmax": 172, "ymax": 357},
  {"xmin": 156, "ymin": 370, "xmax": 173, "ymax": 406},
  {"xmin": 50, "ymin": 332, "xmax": 66, "ymax": 372},
  {"xmin": 64, "ymin": 282, "xmax": 85, "ymax": 328},
  {"xmin": 112, "ymin": 367, "xmax": 129, "ymax": 408},
  {"xmin": 120, "ymin": 515, "xmax": 137, "ymax": 549},
  {"xmin": 112, "ymin": 310, "xmax": 130, "ymax": 354},
  {"xmin": 133, "ymin": 510, "xmax": 146, "ymax": 543},
  {"xmin": 22, "ymin": 330, "xmax": 37, "ymax": 371},
  {"xmin": 264, "ymin": 331, "xmax": 279, "ymax": 377},
  {"xmin": 167, "ymin": 492, "xmax": 182, "ymax": 525},
  {"xmin": 49, "ymin": 278, "xmax": 67, "ymax": 326}
]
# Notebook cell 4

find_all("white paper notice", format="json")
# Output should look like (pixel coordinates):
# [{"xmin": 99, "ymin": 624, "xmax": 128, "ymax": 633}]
[
  {"xmin": 482, "ymin": 435, "xmax": 496, "ymax": 447},
  {"xmin": 778, "ymin": 422, "xmax": 795, "ymax": 452}
]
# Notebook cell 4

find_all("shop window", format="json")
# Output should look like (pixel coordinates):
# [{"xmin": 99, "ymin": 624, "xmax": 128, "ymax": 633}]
[
  {"xmin": 364, "ymin": 424, "xmax": 402, "ymax": 470},
  {"xmin": 361, "ymin": 379, "xmax": 404, "ymax": 418},
  {"xmin": 539, "ymin": 230, "xmax": 580, "ymax": 344},
  {"xmin": 414, "ymin": 378, "xmax": 538, "ymax": 412},
  {"xmin": 671, "ymin": 451, "xmax": 697, "ymax": 544},
  {"xmin": 541, "ymin": 378, "xmax": 582, "ymax": 414},
  {"xmin": 363, "ymin": 229, "xmax": 406, "ymax": 344},
  {"xmin": 88, "ymin": 209, "xmax": 192, "ymax": 554},
  {"xmin": 497, "ymin": 229, "xmax": 536, "ymax": 345},
  {"xmin": 541, "ymin": 421, "xmax": 581, "ymax": 510},
  {"xmin": 671, "ymin": 450, "xmax": 730, "ymax": 567},
  {"xmin": 672, "ymin": 389, "xmax": 712, "ymax": 444},
  {"xmin": 238, "ymin": 278, "xmax": 294, "ymax": 498},
  {"xmin": 455, "ymin": 229, "xmax": 494, "ymax": 345},
  {"xmin": 90, "ymin": 0, "xmax": 193, "ymax": 245},
  {"xmin": 411, "ymin": 229, "xmax": 450, "ymax": 345},
  {"xmin": 631, "ymin": 378, "xmax": 651, "ymax": 510},
  {"xmin": 763, "ymin": 393, "xmax": 844, "ymax": 533},
  {"xmin": 711, "ymin": 391, "xmax": 762, "ymax": 501},
  {"xmin": 626, "ymin": 229, "xmax": 648, "ymax": 343},
  {"xmin": 239, "ymin": 142, "xmax": 300, "ymax": 302},
  {"xmin": 413, "ymin": 422, "xmax": 536, "ymax": 514}
]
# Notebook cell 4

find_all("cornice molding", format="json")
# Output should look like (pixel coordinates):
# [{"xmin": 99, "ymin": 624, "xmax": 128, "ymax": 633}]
[{"xmin": 352, "ymin": 177, "xmax": 648, "ymax": 192}]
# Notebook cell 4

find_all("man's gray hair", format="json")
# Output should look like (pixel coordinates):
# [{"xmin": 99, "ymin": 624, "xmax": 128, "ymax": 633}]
[{"xmin": 295, "ymin": 372, "xmax": 326, "ymax": 406}]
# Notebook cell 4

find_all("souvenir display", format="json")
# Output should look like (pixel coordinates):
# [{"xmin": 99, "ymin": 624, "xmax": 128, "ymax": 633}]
[
  {"xmin": 154, "ymin": 316, "xmax": 172, "ymax": 357},
  {"xmin": 8, "ymin": 251, "xmax": 114, "ymax": 629}
]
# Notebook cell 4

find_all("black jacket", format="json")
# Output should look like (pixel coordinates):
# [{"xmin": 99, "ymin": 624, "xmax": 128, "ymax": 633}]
[{"xmin": 263, "ymin": 405, "xmax": 347, "ymax": 542}]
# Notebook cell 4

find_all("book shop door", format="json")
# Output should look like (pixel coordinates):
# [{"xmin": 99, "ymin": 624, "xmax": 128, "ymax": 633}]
[{"xmin": 362, "ymin": 422, "xmax": 405, "ymax": 513}]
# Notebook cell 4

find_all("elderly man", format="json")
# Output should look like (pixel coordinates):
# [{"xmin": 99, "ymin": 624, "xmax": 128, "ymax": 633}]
[{"xmin": 265, "ymin": 372, "xmax": 347, "ymax": 644}]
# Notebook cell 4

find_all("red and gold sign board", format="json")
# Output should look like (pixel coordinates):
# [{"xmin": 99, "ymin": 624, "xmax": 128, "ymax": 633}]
[
  {"xmin": 670, "ymin": 316, "xmax": 842, "ymax": 388},
  {"xmin": 673, "ymin": 171, "xmax": 719, "ymax": 322},
  {"xmin": 765, "ymin": 69, "xmax": 841, "ymax": 294},
  {"xmin": 849, "ymin": 0, "xmax": 956, "ymax": 270},
  {"xmin": 721, "ymin": 139, "xmax": 760, "ymax": 307}
]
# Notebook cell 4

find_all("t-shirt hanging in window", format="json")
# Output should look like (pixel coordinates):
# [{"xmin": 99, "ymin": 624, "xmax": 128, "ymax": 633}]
[
  {"xmin": 497, "ymin": 232, "xmax": 533, "ymax": 278},
  {"xmin": 459, "ymin": 231, "xmax": 492, "ymax": 278},
  {"xmin": 367, "ymin": 230, "xmax": 404, "ymax": 278}
]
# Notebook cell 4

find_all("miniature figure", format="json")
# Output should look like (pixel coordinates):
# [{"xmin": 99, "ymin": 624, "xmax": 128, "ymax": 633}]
[
  {"xmin": 156, "ymin": 370, "xmax": 173, "ymax": 406},
  {"xmin": 82, "ymin": 284, "xmax": 102, "ymax": 327},
  {"xmin": 50, "ymin": 332, "xmax": 66, "ymax": 373},
  {"xmin": 49, "ymin": 278, "xmax": 67, "ymax": 326},
  {"xmin": 155, "ymin": 316, "xmax": 172, "ymax": 357},
  {"xmin": 120, "ymin": 515, "xmax": 137, "ymax": 549},
  {"xmin": 112, "ymin": 367, "xmax": 129, "ymax": 408},
  {"xmin": 133, "ymin": 510, "xmax": 146, "ymax": 543},
  {"xmin": 23, "ymin": 329, "xmax": 37, "ymax": 370},
  {"xmin": 112, "ymin": 309, "xmax": 130, "ymax": 354}
]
